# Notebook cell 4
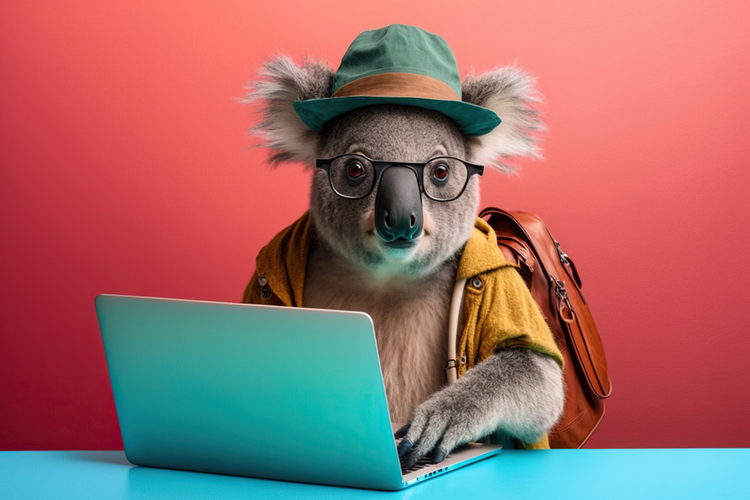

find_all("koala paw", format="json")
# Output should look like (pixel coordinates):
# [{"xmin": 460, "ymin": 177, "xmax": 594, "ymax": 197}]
[
  {"xmin": 394, "ymin": 348, "xmax": 565, "ymax": 468},
  {"xmin": 395, "ymin": 385, "xmax": 494, "ymax": 468}
]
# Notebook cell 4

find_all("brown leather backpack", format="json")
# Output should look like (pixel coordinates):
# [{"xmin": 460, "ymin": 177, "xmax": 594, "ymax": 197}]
[{"xmin": 479, "ymin": 207, "xmax": 612, "ymax": 448}]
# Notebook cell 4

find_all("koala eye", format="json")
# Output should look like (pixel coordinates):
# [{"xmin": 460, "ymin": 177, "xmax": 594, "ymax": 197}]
[
  {"xmin": 430, "ymin": 163, "xmax": 450, "ymax": 185},
  {"xmin": 348, "ymin": 161, "xmax": 365, "ymax": 178},
  {"xmin": 346, "ymin": 160, "xmax": 368, "ymax": 186}
]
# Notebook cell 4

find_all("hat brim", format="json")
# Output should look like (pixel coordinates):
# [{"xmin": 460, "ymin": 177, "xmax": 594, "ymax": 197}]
[{"xmin": 293, "ymin": 96, "xmax": 501, "ymax": 137}]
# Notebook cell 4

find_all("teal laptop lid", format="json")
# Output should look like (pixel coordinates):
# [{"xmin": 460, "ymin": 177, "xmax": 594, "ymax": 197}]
[{"xmin": 95, "ymin": 294, "xmax": 404, "ymax": 490}]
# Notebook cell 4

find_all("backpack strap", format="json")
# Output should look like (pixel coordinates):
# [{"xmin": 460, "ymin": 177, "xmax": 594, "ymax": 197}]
[{"xmin": 445, "ymin": 278, "xmax": 466, "ymax": 385}]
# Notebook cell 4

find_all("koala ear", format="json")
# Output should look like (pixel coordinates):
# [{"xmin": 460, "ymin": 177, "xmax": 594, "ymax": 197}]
[
  {"xmin": 461, "ymin": 66, "xmax": 545, "ymax": 174},
  {"xmin": 242, "ymin": 56, "xmax": 334, "ymax": 167}
]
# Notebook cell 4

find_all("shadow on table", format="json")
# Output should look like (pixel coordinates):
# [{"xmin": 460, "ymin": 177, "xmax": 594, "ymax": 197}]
[
  {"xmin": 61, "ymin": 450, "xmax": 521, "ymax": 498},
  {"xmin": 63, "ymin": 450, "xmax": 456, "ymax": 497},
  {"xmin": 125, "ymin": 465, "xmax": 398, "ymax": 499},
  {"xmin": 123, "ymin": 455, "xmax": 508, "ymax": 499},
  {"xmin": 70, "ymin": 450, "xmax": 133, "ymax": 467}
]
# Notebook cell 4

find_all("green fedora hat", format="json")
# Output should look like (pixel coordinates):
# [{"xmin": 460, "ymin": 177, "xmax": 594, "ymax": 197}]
[{"xmin": 293, "ymin": 24, "xmax": 501, "ymax": 137}]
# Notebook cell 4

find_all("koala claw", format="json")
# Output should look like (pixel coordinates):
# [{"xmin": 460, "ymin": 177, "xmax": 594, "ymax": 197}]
[
  {"xmin": 397, "ymin": 437, "xmax": 412, "ymax": 457},
  {"xmin": 394, "ymin": 423, "xmax": 410, "ymax": 440},
  {"xmin": 432, "ymin": 446, "xmax": 448, "ymax": 463}
]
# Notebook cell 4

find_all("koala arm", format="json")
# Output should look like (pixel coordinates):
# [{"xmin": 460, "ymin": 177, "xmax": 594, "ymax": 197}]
[{"xmin": 397, "ymin": 347, "xmax": 564, "ymax": 467}]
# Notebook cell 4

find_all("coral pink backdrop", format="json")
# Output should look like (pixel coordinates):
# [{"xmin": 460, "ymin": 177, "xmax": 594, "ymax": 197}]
[{"xmin": 1, "ymin": 1, "xmax": 749, "ymax": 450}]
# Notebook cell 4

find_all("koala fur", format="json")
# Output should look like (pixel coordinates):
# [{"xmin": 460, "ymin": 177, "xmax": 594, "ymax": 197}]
[{"xmin": 244, "ymin": 56, "xmax": 563, "ymax": 463}]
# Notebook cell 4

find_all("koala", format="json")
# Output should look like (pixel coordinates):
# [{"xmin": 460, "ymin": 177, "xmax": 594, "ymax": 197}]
[{"xmin": 243, "ymin": 36, "xmax": 564, "ymax": 467}]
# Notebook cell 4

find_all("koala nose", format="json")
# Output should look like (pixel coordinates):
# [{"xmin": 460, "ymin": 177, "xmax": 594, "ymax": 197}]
[{"xmin": 374, "ymin": 166, "xmax": 423, "ymax": 242}]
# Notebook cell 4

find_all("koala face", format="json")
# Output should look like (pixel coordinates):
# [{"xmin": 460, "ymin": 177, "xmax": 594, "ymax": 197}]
[
  {"xmin": 310, "ymin": 105, "xmax": 480, "ymax": 280},
  {"xmin": 245, "ymin": 57, "xmax": 544, "ymax": 277}
]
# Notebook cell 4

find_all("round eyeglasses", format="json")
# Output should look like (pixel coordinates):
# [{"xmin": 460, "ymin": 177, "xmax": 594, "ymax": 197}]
[{"xmin": 315, "ymin": 154, "xmax": 484, "ymax": 202}]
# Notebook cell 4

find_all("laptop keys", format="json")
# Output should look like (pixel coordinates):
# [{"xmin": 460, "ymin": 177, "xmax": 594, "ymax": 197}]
[{"xmin": 399, "ymin": 454, "xmax": 437, "ymax": 474}]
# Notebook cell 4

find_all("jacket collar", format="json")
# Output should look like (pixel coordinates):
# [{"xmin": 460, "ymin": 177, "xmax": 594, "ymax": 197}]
[
  {"xmin": 456, "ymin": 216, "xmax": 516, "ymax": 279},
  {"xmin": 254, "ymin": 212, "xmax": 514, "ymax": 306}
]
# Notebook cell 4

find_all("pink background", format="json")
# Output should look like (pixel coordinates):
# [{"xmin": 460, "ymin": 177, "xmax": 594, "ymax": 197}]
[{"xmin": 1, "ymin": 1, "xmax": 749, "ymax": 450}]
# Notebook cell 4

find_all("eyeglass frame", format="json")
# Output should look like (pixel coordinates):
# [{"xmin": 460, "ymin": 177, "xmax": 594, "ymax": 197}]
[{"xmin": 315, "ymin": 154, "xmax": 485, "ymax": 202}]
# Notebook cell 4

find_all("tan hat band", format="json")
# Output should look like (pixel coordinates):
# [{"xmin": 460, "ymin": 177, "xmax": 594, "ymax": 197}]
[{"xmin": 332, "ymin": 72, "xmax": 460, "ymax": 101}]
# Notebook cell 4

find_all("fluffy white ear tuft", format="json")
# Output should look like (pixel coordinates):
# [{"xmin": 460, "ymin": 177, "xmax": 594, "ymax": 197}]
[
  {"xmin": 462, "ymin": 66, "xmax": 546, "ymax": 174},
  {"xmin": 241, "ymin": 56, "xmax": 334, "ymax": 167}
]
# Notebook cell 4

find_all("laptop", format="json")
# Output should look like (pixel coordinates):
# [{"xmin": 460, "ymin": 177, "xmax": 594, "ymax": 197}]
[{"xmin": 94, "ymin": 294, "xmax": 501, "ymax": 490}]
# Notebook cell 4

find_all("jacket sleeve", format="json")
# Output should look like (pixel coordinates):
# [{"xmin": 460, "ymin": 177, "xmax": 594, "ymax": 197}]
[
  {"xmin": 478, "ymin": 266, "xmax": 564, "ymax": 451},
  {"xmin": 478, "ymin": 265, "xmax": 564, "ymax": 368}
]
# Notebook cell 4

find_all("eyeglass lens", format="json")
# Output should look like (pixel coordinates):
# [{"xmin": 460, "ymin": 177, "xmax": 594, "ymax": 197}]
[{"xmin": 328, "ymin": 155, "xmax": 469, "ymax": 201}]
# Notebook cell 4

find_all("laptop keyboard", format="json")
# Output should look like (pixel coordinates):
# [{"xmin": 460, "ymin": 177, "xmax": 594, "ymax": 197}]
[{"xmin": 395, "ymin": 436, "xmax": 441, "ymax": 474}]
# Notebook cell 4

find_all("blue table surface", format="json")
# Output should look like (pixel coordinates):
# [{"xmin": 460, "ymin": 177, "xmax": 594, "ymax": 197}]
[{"xmin": 1, "ymin": 449, "xmax": 749, "ymax": 499}]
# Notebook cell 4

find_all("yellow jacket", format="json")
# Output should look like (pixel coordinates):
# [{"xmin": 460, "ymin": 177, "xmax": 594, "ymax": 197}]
[{"xmin": 242, "ymin": 211, "xmax": 564, "ymax": 449}]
